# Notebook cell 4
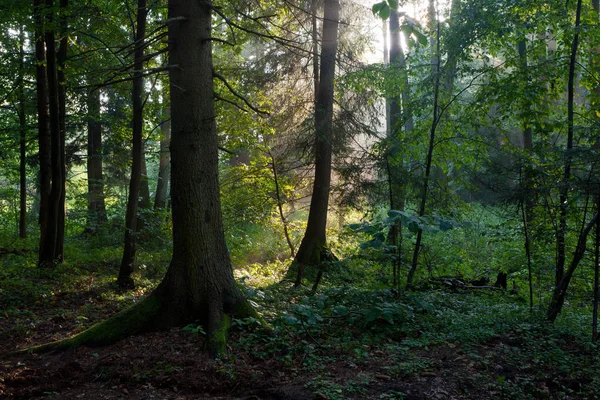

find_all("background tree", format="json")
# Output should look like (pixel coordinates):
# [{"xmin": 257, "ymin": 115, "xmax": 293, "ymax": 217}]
[{"xmin": 290, "ymin": 0, "xmax": 341, "ymax": 286}]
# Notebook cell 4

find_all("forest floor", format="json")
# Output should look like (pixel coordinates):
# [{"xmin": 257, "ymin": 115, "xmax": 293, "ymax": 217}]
[{"xmin": 1, "ymin": 253, "xmax": 600, "ymax": 399}]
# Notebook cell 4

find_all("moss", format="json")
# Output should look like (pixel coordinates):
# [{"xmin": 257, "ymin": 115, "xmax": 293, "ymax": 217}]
[
  {"xmin": 206, "ymin": 313, "xmax": 231, "ymax": 358},
  {"xmin": 23, "ymin": 293, "xmax": 162, "ymax": 354}
]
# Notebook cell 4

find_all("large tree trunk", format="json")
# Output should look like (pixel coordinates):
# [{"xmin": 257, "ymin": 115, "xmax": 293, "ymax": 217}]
[
  {"xmin": 118, "ymin": 0, "xmax": 147, "ymax": 288},
  {"xmin": 34, "ymin": 0, "xmax": 51, "ymax": 255},
  {"xmin": 154, "ymin": 106, "xmax": 170, "ymax": 209},
  {"xmin": 87, "ymin": 88, "xmax": 108, "ymax": 228},
  {"xmin": 27, "ymin": 0, "xmax": 261, "ymax": 358},
  {"xmin": 289, "ymin": 0, "xmax": 340, "ymax": 286}
]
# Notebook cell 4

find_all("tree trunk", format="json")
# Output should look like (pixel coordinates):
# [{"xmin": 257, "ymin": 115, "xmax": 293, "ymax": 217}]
[
  {"xmin": 406, "ymin": 3, "xmax": 441, "ymax": 288},
  {"xmin": 269, "ymin": 150, "xmax": 295, "ymax": 258},
  {"xmin": 34, "ymin": 0, "xmax": 51, "ymax": 254},
  {"xmin": 289, "ymin": 0, "xmax": 340, "ymax": 286},
  {"xmin": 55, "ymin": 0, "xmax": 67, "ymax": 259},
  {"xmin": 27, "ymin": 0, "xmax": 262, "ymax": 358},
  {"xmin": 118, "ymin": 0, "xmax": 147, "ymax": 288},
  {"xmin": 139, "ymin": 146, "xmax": 152, "ymax": 210},
  {"xmin": 386, "ymin": 8, "xmax": 409, "ymax": 287},
  {"xmin": 556, "ymin": 0, "xmax": 582, "ymax": 286},
  {"xmin": 154, "ymin": 106, "xmax": 170, "ymax": 209},
  {"xmin": 311, "ymin": 0, "xmax": 319, "ymax": 100},
  {"xmin": 87, "ymin": 88, "xmax": 108, "ymax": 228},
  {"xmin": 18, "ymin": 27, "xmax": 27, "ymax": 239},
  {"xmin": 593, "ymin": 195, "xmax": 599, "ymax": 341},
  {"xmin": 39, "ymin": 0, "xmax": 66, "ymax": 268},
  {"xmin": 547, "ymin": 212, "xmax": 598, "ymax": 321}
]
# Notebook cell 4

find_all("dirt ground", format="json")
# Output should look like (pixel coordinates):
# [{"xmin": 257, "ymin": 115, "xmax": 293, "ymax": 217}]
[{"xmin": 0, "ymin": 286, "xmax": 583, "ymax": 399}]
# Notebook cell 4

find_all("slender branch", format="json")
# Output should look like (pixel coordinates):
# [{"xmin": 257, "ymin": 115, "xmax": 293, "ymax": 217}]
[{"xmin": 213, "ymin": 72, "xmax": 269, "ymax": 115}]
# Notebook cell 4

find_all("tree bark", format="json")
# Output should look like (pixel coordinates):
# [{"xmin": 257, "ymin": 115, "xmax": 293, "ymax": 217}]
[
  {"xmin": 34, "ymin": 0, "xmax": 51, "ymax": 254},
  {"xmin": 289, "ymin": 0, "xmax": 340, "ymax": 286},
  {"xmin": 139, "ymin": 146, "xmax": 152, "ymax": 210},
  {"xmin": 118, "ymin": 0, "xmax": 147, "ymax": 288},
  {"xmin": 406, "ymin": 3, "xmax": 441, "ymax": 288},
  {"xmin": 18, "ymin": 27, "xmax": 27, "ymax": 239},
  {"xmin": 311, "ymin": 0, "xmax": 319, "ymax": 100},
  {"xmin": 87, "ymin": 88, "xmax": 108, "ymax": 228},
  {"xmin": 39, "ymin": 0, "xmax": 66, "ymax": 267},
  {"xmin": 55, "ymin": 0, "xmax": 68, "ymax": 259},
  {"xmin": 269, "ymin": 150, "xmax": 295, "ymax": 258},
  {"xmin": 386, "ymin": 9, "xmax": 409, "ymax": 287},
  {"xmin": 154, "ymin": 106, "xmax": 170, "ymax": 209},
  {"xmin": 556, "ymin": 0, "xmax": 582, "ymax": 286},
  {"xmin": 547, "ymin": 213, "xmax": 598, "ymax": 321}
]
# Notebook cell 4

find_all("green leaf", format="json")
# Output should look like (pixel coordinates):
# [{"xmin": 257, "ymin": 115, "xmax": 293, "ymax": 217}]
[
  {"xmin": 387, "ymin": 0, "xmax": 398, "ymax": 10},
  {"xmin": 379, "ymin": 5, "xmax": 391, "ymax": 20},
  {"xmin": 372, "ymin": 2, "xmax": 390, "ymax": 20}
]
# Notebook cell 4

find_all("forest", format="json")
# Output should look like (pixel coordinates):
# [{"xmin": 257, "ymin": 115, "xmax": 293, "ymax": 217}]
[{"xmin": 1, "ymin": 0, "xmax": 600, "ymax": 398}]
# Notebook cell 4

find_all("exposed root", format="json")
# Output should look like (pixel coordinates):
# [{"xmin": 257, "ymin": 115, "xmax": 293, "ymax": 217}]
[{"xmin": 20, "ymin": 293, "xmax": 162, "ymax": 354}]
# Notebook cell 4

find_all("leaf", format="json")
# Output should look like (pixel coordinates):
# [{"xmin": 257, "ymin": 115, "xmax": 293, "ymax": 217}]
[
  {"xmin": 413, "ymin": 29, "xmax": 428, "ymax": 46},
  {"xmin": 387, "ymin": 0, "xmax": 398, "ymax": 10},
  {"xmin": 372, "ymin": 2, "xmax": 387, "ymax": 15},
  {"xmin": 408, "ymin": 221, "xmax": 420, "ymax": 233},
  {"xmin": 379, "ymin": 5, "xmax": 391, "ymax": 20},
  {"xmin": 372, "ymin": 2, "xmax": 390, "ymax": 20}
]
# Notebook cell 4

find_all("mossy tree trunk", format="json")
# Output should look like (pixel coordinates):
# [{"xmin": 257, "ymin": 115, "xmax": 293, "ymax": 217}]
[
  {"xmin": 288, "ymin": 0, "xmax": 340, "ymax": 286},
  {"xmin": 27, "ymin": 0, "xmax": 262, "ymax": 358}
]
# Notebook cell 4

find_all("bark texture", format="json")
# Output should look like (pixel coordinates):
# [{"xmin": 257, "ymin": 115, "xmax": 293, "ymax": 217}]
[
  {"xmin": 39, "ymin": 0, "xmax": 66, "ymax": 267},
  {"xmin": 34, "ymin": 0, "xmax": 51, "ymax": 257},
  {"xmin": 154, "ymin": 106, "xmax": 171, "ymax": 209},
  {"xmin": 18, "ymin": 28, "xmax": 27, "ymax": 239}
]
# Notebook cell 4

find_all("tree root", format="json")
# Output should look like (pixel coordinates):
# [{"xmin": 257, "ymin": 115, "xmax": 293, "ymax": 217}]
[{"xmin": 18, "ymin": 294, "xmax": 162, "ymax": 354}]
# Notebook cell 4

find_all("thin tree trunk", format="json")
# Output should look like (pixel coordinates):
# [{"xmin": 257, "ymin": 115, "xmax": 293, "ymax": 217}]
[
  {"xmin": 87, "ymin": 88, "xmax": 107, "ymax": 228},
  {"xmin": 18, "ymin": 27, "xmax": 27, "ymax": 239},
  {"xmin": 556, "ymin": 0, "xmax": 582, "ymax": 286},
  {"xmin": 55, "ymin": 0, "xmax": 67, "ymax": 259},
  {"xmin": 406, "ymin": 4, "xmax": 441, "ymax": 288},
  {"xmin": 139, "ymin": 146, "xmax": 151, "ymax": 210},
  {"xmin": 547, "ymin": 212, "xmax": 598, "ymax": 321},
  {"xmin": 290, "ymin": 0, "xmax": 340, "ymax": 286},
  {"xmin": 154, "ymin": 106, "xmax": 170, "ymax": 209},
  {"xmin": 118, "ymin": 0, "xmax": 147, "ymax": 288},
  {"xmin": 269, "ymin": 150, "xmax": 295, "ymax": 258},
  {"xmin": 593, "ymin": 194, "xmax": 599, "ymax": 341},
  {"xmin": 521, "ymin": 189, "xmax": 533, "ymax": 312},
  {"xmin": 387, "ymin": 8, "xmax": 409, "ymax": 287},
  {"xmin": 34, "ymin": 0, "xmax": 51, "ymax": 255}
]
